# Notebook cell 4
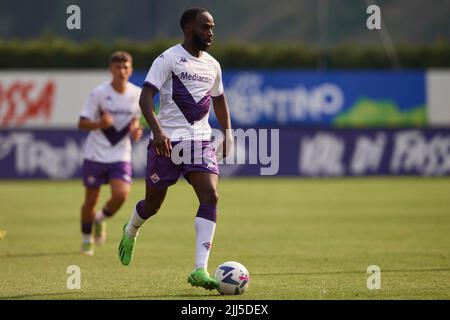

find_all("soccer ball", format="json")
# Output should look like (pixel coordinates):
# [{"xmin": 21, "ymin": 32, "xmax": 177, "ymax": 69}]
[{"xmin": 214, "ymin": 261, "xmax": 250, "ymax": 295}]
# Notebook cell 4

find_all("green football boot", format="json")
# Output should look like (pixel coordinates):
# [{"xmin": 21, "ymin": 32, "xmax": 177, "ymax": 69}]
[
  {"xmin": 188, "ymin": 268, "xmax": 219, "ymax": 290},
  {"xmin": 81, "ymin": 241, "xmax": 94, "ymax": 256},
  {"xmin": 118, "ymin": 224, "xmax": 136, "ymax": 266},
  {"xmin": 94, "ymin": 221, "xmax": 107, "ymax": 245}
]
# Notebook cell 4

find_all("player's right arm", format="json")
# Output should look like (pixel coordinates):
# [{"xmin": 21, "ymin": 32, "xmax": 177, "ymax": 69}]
[
  {"xmin": 78, "ymin": 89, "xmax": 113, "ymax": 131},
  {"xmin": 139, "ymin": 85, "xmax": 171, "ymax": 157},
  {"xmin": 141, "ymin": 53, "xmax": 173, "ymax": 157},
  {"xmin": 78, "ymin": 113, "xmax": 113, "ymax": 131}
]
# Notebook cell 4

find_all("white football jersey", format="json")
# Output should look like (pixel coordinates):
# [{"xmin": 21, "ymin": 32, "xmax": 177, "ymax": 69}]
[
  {"xmin": 144, "ymin": 44, "xmax": 224, "ymax": 141},
  {"xmin": 80, "ymin": 82, "xmax": 141, "ymax": 163}
]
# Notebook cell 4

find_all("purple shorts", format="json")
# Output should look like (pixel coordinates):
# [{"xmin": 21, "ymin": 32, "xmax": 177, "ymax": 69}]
[
  {"xmin": 146, "ymin": 140, "xmax": 219, "ymax": 188},
  {"xmin": 82, "ymin": 159, "xmax": 132, "ymax": 188}
]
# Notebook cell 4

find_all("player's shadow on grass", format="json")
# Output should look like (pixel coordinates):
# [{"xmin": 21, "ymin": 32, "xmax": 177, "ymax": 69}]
[
  {"xmin": 0, "ymin": 292, "xmax": 78, "ymax": 299},
  {"xmin": 253, "ymin": 267, "xmax": 450, "ymax": 276},
  {"xmin": 123, "ymin": 293, "xmax": 220, "ymax": 299},
  {"xmin": 0, "ymin": 251, "xmax": 80, "ymax": 259},
  {"xmin": 0, "ymin": 292, "xmax": 220, "ymax": 299}
]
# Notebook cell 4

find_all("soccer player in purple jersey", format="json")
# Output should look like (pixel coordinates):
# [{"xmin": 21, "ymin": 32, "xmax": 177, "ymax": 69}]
[
  {"xmin": 118, "ymin": 8, "xmax": 233, "ymax": 290},
  {"xmin": 78, "ymin": 51, "xmax": 143, "ymax": 255}
]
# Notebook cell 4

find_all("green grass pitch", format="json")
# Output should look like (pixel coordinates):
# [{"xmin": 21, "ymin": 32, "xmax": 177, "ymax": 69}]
[{"xmin": 1, "ymin": 178, "xmax": 449, "ymax": 300}]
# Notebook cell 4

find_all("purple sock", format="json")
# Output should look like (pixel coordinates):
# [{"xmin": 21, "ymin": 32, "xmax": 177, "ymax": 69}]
[
  {"xmin": 196, "ymin": 203, "xmax": 217, "ymax": 222},
  {"xmin": 136, "ymin": 200, "xmax": 149, "ymax": 219},
  {"xmin": 81, "ymin": 222, "xmax": 92, "ymax": 234},
  {"xmin": 102, "ymin": 207, "xmax": 113, "ymax": 217}
]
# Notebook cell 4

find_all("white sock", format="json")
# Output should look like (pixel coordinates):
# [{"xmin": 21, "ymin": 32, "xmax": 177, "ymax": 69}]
[
  {"xmin": 125, "ymin": 207, "xmax": 146, "ymax": 238},
  {"xmin": 95, "ymin": 210, "xmax": 106, "ymax": 223},
  {"xmin": 82, "ymin": 233, "xmax": 93, "ymax": 244},
  {"xmin": 195, "ymin": 217, "xmax": 216, "ymax": 270}
]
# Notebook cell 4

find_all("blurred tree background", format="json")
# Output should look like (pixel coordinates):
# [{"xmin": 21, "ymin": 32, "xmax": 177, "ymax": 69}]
[{"xmin": 0, "ymin": 0, "xmax": 449, "ymax": 68}]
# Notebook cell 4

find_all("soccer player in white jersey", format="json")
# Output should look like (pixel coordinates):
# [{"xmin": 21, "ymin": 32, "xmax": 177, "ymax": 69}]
[
  {"xmin": 78, "ymin": 51, "xmax": 143, "ymax": 255},
  {"xmin": 118, "ymin": 8, "xmax": 233, "ymax": 290}
]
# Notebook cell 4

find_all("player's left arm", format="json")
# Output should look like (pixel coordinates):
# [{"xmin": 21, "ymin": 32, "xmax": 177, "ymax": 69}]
[
  {"xmin": 129, "ymin": 118, "xmax": 143, "ymax": 142},
  {"xmin": 211, "ymin": 61, "xmax": 233, "ymax": 158},
  {"xmin": 212, "ymin": 94, "xmax": 233, "ymax": 158}
]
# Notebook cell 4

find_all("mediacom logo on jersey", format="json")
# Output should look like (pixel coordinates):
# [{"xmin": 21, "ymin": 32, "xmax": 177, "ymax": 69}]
[{"xmin": 179, "ymin": 72, "xmax": 213, "ymax": 84}]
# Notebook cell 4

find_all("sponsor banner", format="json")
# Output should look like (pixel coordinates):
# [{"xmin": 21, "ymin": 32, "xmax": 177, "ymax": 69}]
[
  {"xmin": 0, "ymin": 130, "xmax": 149, "ymax": 179},
  {"xmin": 426, "ymin": 71, "xmax": 450, "ymax": 127},
  {"xmin": 2, "ymin": 70, "xmax": 448, "ymax": 129},
  {"xmin": 0, "ymin": 128, "xmax": 449, "ymax": 179},
  {"xmin": 224, "ymin": 128, "xmax": 450, "ymax": 177},
  {"xmin": 217, "ymin": 71, "xmax": 426, "ymax": 128},
  {"xmin": 0, "ymin": 71, "xmax": 109, "ymax": 128},
  {"xmin": 130, "ymin": 70, "xmax": 427, "ymax": 128}
]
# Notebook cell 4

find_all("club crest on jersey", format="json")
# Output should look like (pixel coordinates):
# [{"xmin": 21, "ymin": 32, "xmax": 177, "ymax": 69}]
[
  {"xmin": 203, "ymin": 242, "xmax": 212, "ymax": 250},
  {"xmin": 150, "ymin": 173, "xmax": 160, "ymax": 183}
]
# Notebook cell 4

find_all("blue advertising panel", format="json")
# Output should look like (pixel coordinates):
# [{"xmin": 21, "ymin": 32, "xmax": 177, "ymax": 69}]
[
  {"xmin": 0, "ymin": 130, "xmax": 150, "ymax": 179},
  {"xmin": 223, "ymin": 128, "xmax": 450, "ymax": 177},
  {"xmin": 130, "ymin": 70, "xmax": 426, "ymax": 128},
  {"xmin": 1, "ymin": 128, "xmax": 449, "ymax": 179}
]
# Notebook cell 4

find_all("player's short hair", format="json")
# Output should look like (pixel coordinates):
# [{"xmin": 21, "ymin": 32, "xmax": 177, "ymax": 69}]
[
  {"xmin": 180, "ymin": 7, "xmax": 207, "ymax": 31},
  {"xmin": 109, "ymin": 51, "xmax": 133, "ymax": 65}
]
